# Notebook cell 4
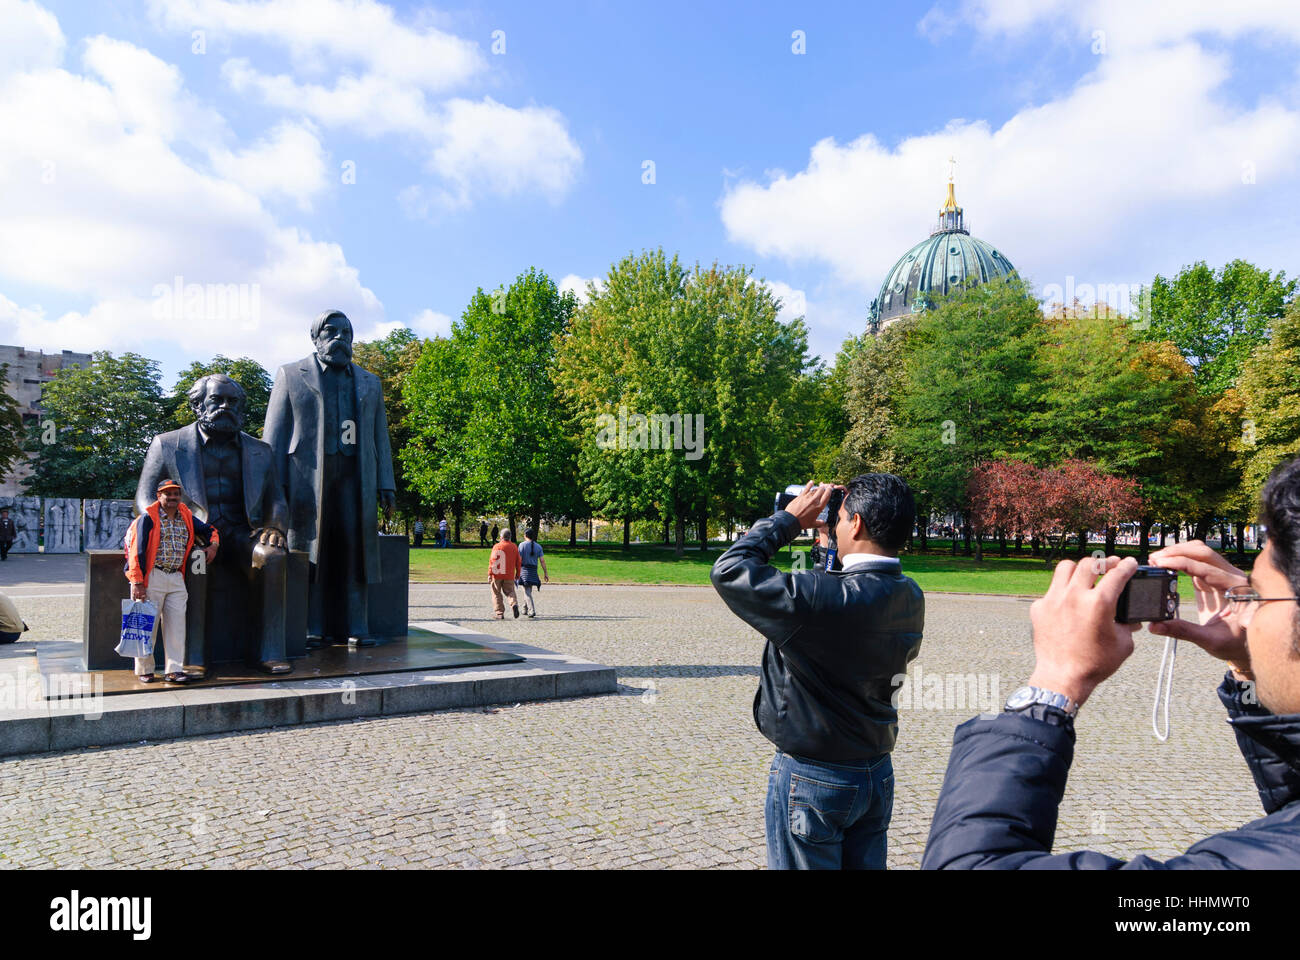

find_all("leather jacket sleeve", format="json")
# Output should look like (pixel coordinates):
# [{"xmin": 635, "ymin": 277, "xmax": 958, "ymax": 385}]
[
  {"xmin": 922, "ymin": 674, "xmax": 1300, "ymax": 869},
  {"xmin": 710, "ymin": 510, "xmax": 812, "ymax": 646}
]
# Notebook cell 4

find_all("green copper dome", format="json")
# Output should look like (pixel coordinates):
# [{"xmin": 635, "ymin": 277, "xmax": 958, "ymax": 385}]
[{"xmin": 868, "ymin": 180, "xmax": 1017, "ymax": 333}]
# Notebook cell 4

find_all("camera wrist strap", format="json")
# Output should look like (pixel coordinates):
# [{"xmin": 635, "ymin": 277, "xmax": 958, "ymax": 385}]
[{"xmin": 1151, "ymin": 635, "xmax": 1178, "ymax": 742}]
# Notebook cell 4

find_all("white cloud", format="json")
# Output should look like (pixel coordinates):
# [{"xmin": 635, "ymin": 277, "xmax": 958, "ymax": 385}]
[
  {"xmin": 759, "ymin": 280, "xmax": 808, "ymax": 326},
  {"xmin": 0, "ymin": 16, "xmax": 381, "ymax": 366},
  {"xmin": 720, "ymin": 22, "xmax": 1300, "ymax": 312},
  {"xmin": 154, "ymin": 0, "xmax": 582, "ymax": 209},
  {"xmin": 0, "ymin": 0, "xmax": 64, "ymax": 80},
  {"xmin": 148, "ymin": 0, "xmax": 484, "ymax": 90},
  {"xmin": 409, "ymin": 308, "xmax": 452, "ymax": 338},
  {"xmin": 211, "ymin": 121, "xmax": 329, "ymax": 210},
  {"xmin": 558, "ymin": 274, "xmax": 602, "ymax": 304}
]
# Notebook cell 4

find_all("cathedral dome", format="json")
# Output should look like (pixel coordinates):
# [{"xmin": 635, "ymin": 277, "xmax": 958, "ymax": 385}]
[{"xmin": 868, "ymin": 179, "xmax": 1017, "ymax": 332}]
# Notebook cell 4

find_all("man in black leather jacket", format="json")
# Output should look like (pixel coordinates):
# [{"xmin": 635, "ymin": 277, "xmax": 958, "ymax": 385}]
[
  {"xmin": 923, "ymin": 455, "xmax": 1300, "ymax": 869},
  {"xmin": 711, "ymin": 474, "xmax": 924, "ymax": 869}
]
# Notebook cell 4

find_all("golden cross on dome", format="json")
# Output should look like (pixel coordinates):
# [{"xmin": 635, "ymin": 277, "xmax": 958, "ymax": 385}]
[{"xmin": 948, "ymin": 155, "xmax": 957, "ymax": 182}]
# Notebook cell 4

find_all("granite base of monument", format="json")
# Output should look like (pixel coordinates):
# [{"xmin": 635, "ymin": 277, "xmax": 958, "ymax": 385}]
[{"xmin": 1, "ymin": 621, "xmax": 617, "ymax": 755}]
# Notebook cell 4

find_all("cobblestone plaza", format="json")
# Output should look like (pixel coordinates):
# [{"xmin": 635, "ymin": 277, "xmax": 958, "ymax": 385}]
[{"xmin": 0, "ymin": 559, "xmax": 1264, "ymax": 869}]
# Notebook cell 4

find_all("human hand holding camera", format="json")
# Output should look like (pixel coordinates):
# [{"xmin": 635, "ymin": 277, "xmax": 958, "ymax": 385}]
[
  {"xmin": 1027, "ymin": 555, "xmax": 1140, "ymax": 708},
  {"xmin": 784, "ymin": 481, "xmax": 845, "ymax": 530},
  {"xmin": 1147, "ymin": 541, "xmax": 1252, "ymax": 679}
]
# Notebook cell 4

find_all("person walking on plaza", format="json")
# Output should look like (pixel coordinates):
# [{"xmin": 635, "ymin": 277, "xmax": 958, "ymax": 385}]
[
  {"xmin": 0, "ymin": 508, "xmax": 15, "ymax": 560},
  {"xmin": 413, "ymin": 518, "xmax": 424, "ymax": 548},
  {"xmin": 123, "ymin": 478, "xmax": 220, "ymax": 684},
  {"xmin": 438, "ymin": 517, "xmax": 449, "ymax": 548},
  {"xmin": 518, "ymin": 528, "xmax": 549, "ymax": 618},
  {"xmin": 489, "ymin": 529, "xmax": 521, "ymax": 619},
  {"xmin": 479, "ymin": 520, "xmax": 488, "ymax": 547},
  {"xmin": 711, "ymin": 474, "xmax": 925, "ymax": 870},
  {"xmin": 490, "ymin": 523, "xmax": 499, "ymax": 545}
]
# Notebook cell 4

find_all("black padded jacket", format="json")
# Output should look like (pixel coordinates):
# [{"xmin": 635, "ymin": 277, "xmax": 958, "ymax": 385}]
[
  {"xmin": 922, "ymin": 674, "xmax": 1300, "ymax": 868},
  {"xmin": 710, "ymin": 510, "xmax": 925, "ymax": 763}
]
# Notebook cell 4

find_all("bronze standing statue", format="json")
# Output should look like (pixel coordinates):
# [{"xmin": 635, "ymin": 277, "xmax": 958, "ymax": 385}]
[
  {"xmin": 264, "ymin": 310, "xmax": 396, "ymax": 646},
  {"xmin": 135, "ymin": 374, "xmax": 292, "ymax": 675}
]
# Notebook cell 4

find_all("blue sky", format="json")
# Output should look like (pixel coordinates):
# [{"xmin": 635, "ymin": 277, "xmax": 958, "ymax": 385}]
[{"xmin": 2, "ymin": 0, "xmax": 1299, "ymax": 384}]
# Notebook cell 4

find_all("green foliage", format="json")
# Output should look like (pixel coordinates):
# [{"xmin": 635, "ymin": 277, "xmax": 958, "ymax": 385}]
[
  {"xmin": 353, "ymin": 328, "xmax": 423, "ymax": 519},
  {"xmin": 403, "ymin": 268, "xmax": 579, "ymax": 528},
  {"xmin": 0, "ymin": 365, "xmax": 27, "ymax": 481},
  {"xmin": 1235, "ymin": 298, "xmax": 1300, "ymax": 502},
  {"xmin": 555, "ymin": 251, "xmax": 818, "ymax": 551},
  {"xmin": 1146, "ymin": 260, "xmax": 1295, "ymax": 394},
  {"xmin": 890, "ymin": 278, "xmax": 1043, "ymax": 511},
  {"xmin": 171, "ymin": 355, "xmax": 273, "ymax": 436},
  {"xmin": 24, "ymin": 351, "xmax": 168, "ymax": 499}
]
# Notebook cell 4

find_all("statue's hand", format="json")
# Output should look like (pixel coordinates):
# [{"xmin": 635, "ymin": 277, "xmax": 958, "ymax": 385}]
[
  {"xmin": 380, "ymin": 490, "xmax": 396, "ymax": 519},
  {"xmin": 262, "ymin": 526, "xmax": 287, "ymax": 550}
]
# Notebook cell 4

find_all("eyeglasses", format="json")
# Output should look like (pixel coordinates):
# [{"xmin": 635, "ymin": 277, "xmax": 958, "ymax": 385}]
[{"xmin": 1224, "ymin": 585, "xmax": 1300, "ymax": 626}]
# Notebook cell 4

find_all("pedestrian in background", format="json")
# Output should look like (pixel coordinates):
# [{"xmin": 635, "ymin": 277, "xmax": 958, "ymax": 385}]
[
  {"xmin": 413, "ymin": 518, "xmax": 424, "ymax": 548},
  {"xmin": 0, "ymin": 508, "xmax": 15, "ymax": 561},
  {"xmin": 438, "ymin": 517, "xmax": 449, "ymax": 548},
  {"xmin": 518, "ymin": 528, "xmax": 549, "ymax": 618},
  {"xmin": 489, "ymin": 529, "xmax": 521, "ymax": 619},
  {"xmin": 490, "ymin": 523, "xmax": 500, "ymax": 545},
  {"xmin": 479, "ymin": 520, "xmax": 489, "ymax": 546},
  {"xmin": 0, "ymin": 591, "xmax": 28, "ymax": 643}
]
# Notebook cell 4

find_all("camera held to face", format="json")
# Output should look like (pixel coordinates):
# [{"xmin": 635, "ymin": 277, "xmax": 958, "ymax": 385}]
[{"xmin": 1114, "ymin": 566, "xmax": 1179, "ymax": 623}]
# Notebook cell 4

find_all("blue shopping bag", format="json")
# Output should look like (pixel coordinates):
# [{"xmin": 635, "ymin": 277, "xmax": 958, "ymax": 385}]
[{"xmin": 115, "ymin": 598, "xmax": 159, "ymax": 659}]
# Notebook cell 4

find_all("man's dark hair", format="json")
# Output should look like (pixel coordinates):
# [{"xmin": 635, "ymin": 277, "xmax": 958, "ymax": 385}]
[
  {"xmin": 841, "ymin": 473, "xmax": 915, "ymax": 551},
  {"xmin": 1259, "ymin": 455, "xmax": 1300, "ymax": 654},
  {"xmin": 524, "ymin": 528, "xmax": 537, "ymax": 540}
]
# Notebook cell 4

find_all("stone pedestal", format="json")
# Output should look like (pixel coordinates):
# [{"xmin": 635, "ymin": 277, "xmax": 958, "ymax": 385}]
[
  {"xmin": 84, "ymin": 549, "xmax": 310, "ymax": 671},
  {"xmin": 368, "ymin": 533, "xmax": 410, "ymax": 638}
]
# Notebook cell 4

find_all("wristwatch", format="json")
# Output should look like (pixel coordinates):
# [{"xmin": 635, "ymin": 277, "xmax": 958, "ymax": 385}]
[{"xmin": 1005, "ymin": 685, "xmax": 1079, "ymax": 718}]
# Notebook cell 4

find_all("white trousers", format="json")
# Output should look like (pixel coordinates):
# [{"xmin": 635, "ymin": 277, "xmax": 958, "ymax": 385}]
[{"xmin": 135, "ymin": 568, "xmax": 187, "ymax": 675}]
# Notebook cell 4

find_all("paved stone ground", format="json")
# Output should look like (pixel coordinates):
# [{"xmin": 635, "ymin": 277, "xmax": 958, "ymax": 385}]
[{"xmin": 0, "ymin": 555, "xmax": 1264, "ymax": 868}]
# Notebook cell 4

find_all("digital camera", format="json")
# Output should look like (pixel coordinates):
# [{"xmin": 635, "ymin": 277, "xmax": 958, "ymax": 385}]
[
  {"xmin": 1114, "ymin": 566, "xmax": 1179, "ymax": 623},
  {"xmin": 775, "ymin": 483, "xmax": 844, "ymax": 526}
]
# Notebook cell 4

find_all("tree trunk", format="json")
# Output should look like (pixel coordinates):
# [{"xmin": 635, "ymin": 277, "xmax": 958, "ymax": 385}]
[
  {"xmin": 998, "ymin": 528, "xmax": 1007, "ymax": 558},
  {"xmin": 1015, "ymin": 533, "xmax": 1023, "ymax": 554},
  {"xmin": 698, "ymin": 507, "xmax": 708, "ymax": 551},
  {"xmin": 674, "ymin": 515, "xmax": 685, "ymax": 557},
  {"xmin": 1031, "ymin": 534, "xmax": 1041, "ymax": 557},
  {"xmin": 1105, "ymin": 525, "xmax": 1117, "ymax": 556},
  {"xmin": 917, "ymin": 508, "xmax": 928, "ymax": 552},
  {"xmin": 1172, "ymin": 524, "xmax": 1181, "ymax": 543},
  {"xmin": 507, "ymin": 512, "xmax": 517, "ymax": 541},
  {"xmin": 1075, "ymin": 528, "xmax": 1088, "ymax": 560},
  {"xmin": 453, "ymin": 495, "xmax": 463, "ymax": 545},
  {"xmin": 622, "ymin": 516, "xmax": 631, "ymax": 550},
  {"xmin": 663, "ymin": 517, "xmax": 670, "ymax": 544},
  {"xmin": 950, "ymin": 523, "xmax": 959, "ymax": 556},
  {"xmin": 1159, "ymin": 524, "xmax": 1168, "ymax": 547},
  {"xmin": 974, "ymin": 529, "xmax": 984, "ymax": 563},
  {"xmin": 530, "ymin": 504, "xmax": 541, "ymax": 539},
  {"xmin": 962, "ymin": 517, "xmax": 972, "ymax": 556},
  {"xmin": 1193, "ymin": 515, "xmax": 1211, "ymax": 542},
  {"xmin": 569, "ymin": 516, "xmax": 577, "ymax": 547},
  {"xmin": 1234, "ymin": 521, "xmax": 1247, "ymax": 562},
  {"xmin": 1137, "ymin": 517, "xmax": 1153, "ymax": 564},
  {"xmin": 588, "ymin": 516, "xmax": 593, "ymax": 545}
]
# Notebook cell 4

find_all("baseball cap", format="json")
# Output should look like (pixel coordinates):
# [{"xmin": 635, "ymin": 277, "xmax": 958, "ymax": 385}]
[{"xmin": 157, "ymin": 478, "xmax": 183, "ymax": 494}]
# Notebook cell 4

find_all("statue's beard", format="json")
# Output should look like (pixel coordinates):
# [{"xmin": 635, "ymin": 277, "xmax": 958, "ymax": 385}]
[
  {"xmin": 317, "ymin": 341, "xmax": 352, "ymax": 367},
  {"xmin": 200, "ymin": 410, "xmax": 240, "ymax": 438}
]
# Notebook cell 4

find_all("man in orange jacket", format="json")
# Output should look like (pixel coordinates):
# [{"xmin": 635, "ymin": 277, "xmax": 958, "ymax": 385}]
[
  {"xmin": 489, "ymin": 529, "xmax": 521, "ymax": 619},
  {"xmin": 124, "ymin": 478, "xmax": 220, "ymax": 683}
]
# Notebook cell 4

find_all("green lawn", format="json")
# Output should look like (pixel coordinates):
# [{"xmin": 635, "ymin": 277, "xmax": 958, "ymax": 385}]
[{"xmin": 409, "ymin": 539, "xmax": 1223, "ymax": 595}]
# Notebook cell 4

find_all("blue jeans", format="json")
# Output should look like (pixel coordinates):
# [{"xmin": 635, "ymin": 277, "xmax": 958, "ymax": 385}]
[{"xmin": 765, "ymin": 750, "xmax": 894, "ymax": 870}]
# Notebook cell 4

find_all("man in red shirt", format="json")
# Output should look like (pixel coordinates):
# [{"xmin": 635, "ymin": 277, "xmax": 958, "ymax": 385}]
[{"xmin": 489, "ymin": 529, "xmax": 521, "ymax": 619}]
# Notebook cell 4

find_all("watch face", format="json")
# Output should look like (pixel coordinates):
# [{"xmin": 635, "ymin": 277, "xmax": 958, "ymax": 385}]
[{"xmin": 1006, "ymin": 686, "xmax": 1036, "ymax": 710}]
